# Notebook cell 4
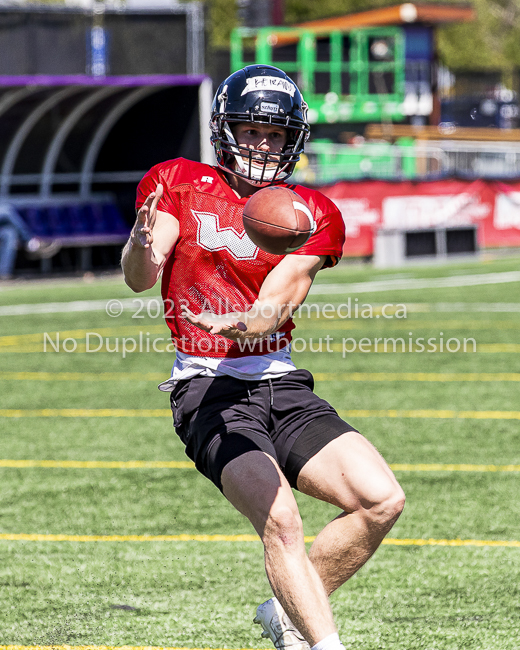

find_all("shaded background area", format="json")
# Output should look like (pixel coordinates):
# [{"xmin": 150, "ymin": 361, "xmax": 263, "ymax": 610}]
[{"xmin": 0, "ymin": 3, "xmax": 208, "ymax": 276}]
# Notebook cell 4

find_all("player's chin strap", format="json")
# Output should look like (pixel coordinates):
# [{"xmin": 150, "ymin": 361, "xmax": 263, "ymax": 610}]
[{"xmin": 222, "ymin": 123, "xmax": 288, "ymax": 186}]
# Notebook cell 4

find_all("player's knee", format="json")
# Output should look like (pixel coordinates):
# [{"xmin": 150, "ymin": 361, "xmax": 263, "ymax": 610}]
[
  {"xmin": 366, "ymin": 484, "xmax": 405, "ymax": 528},
  {"xmin": 262, "ymin": 504, "xmax": 304, "ymax": 549},
  {"xmin": 386, "ymin": 484, "xmax": 406, "ymax": 521}
]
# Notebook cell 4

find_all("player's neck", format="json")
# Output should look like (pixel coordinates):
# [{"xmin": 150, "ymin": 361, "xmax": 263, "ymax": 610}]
[{"xmin": 225, "ymin": 171, "xmax": 261, "ymax": 199}]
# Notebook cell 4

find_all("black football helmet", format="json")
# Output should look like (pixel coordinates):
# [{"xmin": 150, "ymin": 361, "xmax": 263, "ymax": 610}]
[{"xmin": 210, "ymin": 65, "xmax": 310, "ymax": 186}]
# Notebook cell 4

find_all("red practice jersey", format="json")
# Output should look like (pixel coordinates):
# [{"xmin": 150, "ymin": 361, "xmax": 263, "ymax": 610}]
[{"xmin": 136, "ymin": 158, "xmax": 345, "ymax": 358}]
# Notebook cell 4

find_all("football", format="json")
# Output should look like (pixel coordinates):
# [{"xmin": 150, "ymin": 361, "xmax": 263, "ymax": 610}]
[{"xmin": 242, "ymin": 186, "xmax": 315, "ymax": 256}]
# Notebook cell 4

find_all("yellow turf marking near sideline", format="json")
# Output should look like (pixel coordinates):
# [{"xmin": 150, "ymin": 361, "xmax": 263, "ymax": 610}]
[
  {"xmin": 2, "ymin": 408, "xmax": 520, "ymax": 420},
  {"xmin": 2, "ymin": 343, "xmax": 520, "ymax": 354},
  {"xmin": 390, "ymin": 463, "xmax": 520, "ymax": 472},
  {"xmin": 0, "ymin": 533, "xmax": 262, "ymax": 543},
  {"xmin": 0, "ymin": 408, "xmax": 169, "ymax": 418},
  {"xmin": 0, "ymin": 459, "xmax": 195, "ymax": 469},
  {"xmin": 337, "ymin": 408, "xmax": 520, "ymax": 420},
  {"xmin": 0, "ymin": 647, "xmax": 202, "ymax": 650},
  {"xmin": 0, "ymin": 319, "xmax": 518, "ymax": 349},
  {"xmin": 1, "ymin": 460, "xmax": 520, "ymax": 473},
  {"xmin": 329, "ymin": 343, "xmax": 520, "ymax": 354},
  {"xmin": 0, "ymin": 533, "xmax": 519, "ymax": 548},
  {"xmin": 0, "ymin": 647, "xmax": 251, "ymax": 650},
  {"xmin": 0, "ymin": 326, "xmax": 167, "ymax": 346},
  {"xmin": 2, "ymin": 371, "xmax": 520, "ymax": 382},
  {"xmin": 298, "ymin": 319, "xmax": 520, "ymax": 330},
  {"xmin": 2, "ymin": 647, "xmax": 257, "ymax": 650},
  {"xmin": 0, "ymin": 371, "xmax": 167, "ymax": 382},
  {"xmin": 314, "ymin": 372, "xmax": 520, "ymax": 382}
]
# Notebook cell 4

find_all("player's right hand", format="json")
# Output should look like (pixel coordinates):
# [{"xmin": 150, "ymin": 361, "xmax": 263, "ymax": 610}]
[
  {"xmin": 181, "ymin": 305, "xmax": 248, "ymax": 338},
  {"xmin": 131, "ymin": 184, "xmax": 164, "ymax": 248}
]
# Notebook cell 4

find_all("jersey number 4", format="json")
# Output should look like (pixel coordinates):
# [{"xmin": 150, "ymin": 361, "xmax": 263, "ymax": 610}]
[{"xmin": 192, "ymin": 210, "xmax": 259, "ymax": 260}]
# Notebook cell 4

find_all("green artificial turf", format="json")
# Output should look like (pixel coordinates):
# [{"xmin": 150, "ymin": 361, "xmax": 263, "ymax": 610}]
[{"xmin": 0, "ymin": 255, "xmax": 519, "ymax": 648}]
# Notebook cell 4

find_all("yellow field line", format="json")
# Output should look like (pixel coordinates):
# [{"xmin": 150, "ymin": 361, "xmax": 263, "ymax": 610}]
[
  {"xmin": 0, "ymin": 533, "xmax": 262, "ymax": 542},
  {"xmin": 2, "ymin": 646, "xmax": 259, "ymax": 650},
  {"xmin": 337, "ymin": 408, "xmax": 520, "ymax": 420},
  {"xmin": 2, "ymin": 371, "xmax": 520, "ymax": 382},
  {"xmin": 0, "ymin": 533, "xmax": 518, "ymax": 548},
  {"xmin": 475, "ymin": 344, "xmax": 520, "ymax": 353},
  {"xmin": 0, "ymin": 647, "xmax": 256, "ymax": 650},
  {"xmin": 0, "ymin": 371, "xmax": 167, "ymax": 382},
  {"xmin": 0, "ymin": 326, "xmax": 166, "ymax": 346},
  {"xmin": 1, "ymin": 408, "xmax": 520, "ymax": 420},
  {"xmin": 0, "ymin": 320, "xmax": 518, "ymax": 348},
  {"xmin": 1, "ymin": 460, "xmax": 519, "ymax": 472},
  {"xmin": 2, "ymin": 647, "xmax": 227, "ymax": 650},
  {"xmin": 0, "ymin": 459, "xmax": 195, "ymax": 468},
  {"xmin": 298, "ymin": 319, "xmax": 520, "ymax": 330},
  {"xmin": 314, "ymin": 372, "xmax": 520, "ymax": 382},
  {"xmin": 328, "ymin": 343, "xmax": 520, "ymax": 354},
  {"xmin": 0, "ymin": 371, "xmax": 166, "ymax": 382},
  {"xmin": 2, "ymin": 343, "xmax": 520, "ymax": 354},
  {"xmin": 0, "ymin": 408, "xmax": 169, "ymax": 418},
  {"xmin": 382, "ymin": 538, "xmax": 520, "ymax": 548},
  {"xmin": 390, "ymin": 463, "xmax": 520, "ymax": 472}
]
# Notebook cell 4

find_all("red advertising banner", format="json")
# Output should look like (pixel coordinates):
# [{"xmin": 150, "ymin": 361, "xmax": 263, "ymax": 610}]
[{"xmin": 318, "ymin": 179, "xmax": 520, "ymax": 257}]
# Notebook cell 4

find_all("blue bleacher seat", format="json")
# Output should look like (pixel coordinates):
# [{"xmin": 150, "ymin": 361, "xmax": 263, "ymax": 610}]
[
  {"xmin": 21, "ymin": 207, "xmax": 50, "ymax": 237},
  {"xmin": 66, "ymin": 205, "xmax": 91, "ymax": 235},
  {"xmin": 18, "ymin": 200, "xmax": 129, "ymax": 243},
  {"xmin": 102, "ymin": 203, "xmax": 128, "ymax": 234},
  {"xmin": 84, "ymin": 203, "xmax": 108, "ymax": 234},
  {"xmin": 47, "ymin": 206, "xmax": 72, "ymax": 236}
]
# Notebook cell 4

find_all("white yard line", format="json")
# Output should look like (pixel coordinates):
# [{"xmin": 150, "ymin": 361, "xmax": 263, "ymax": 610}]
[
  {"xmin": 0, "ymin": 296, "xmax": 158, "ymax": 316},
  {"xmin": 420, "ymin": 302, "xmax": 520, "ymax": 313},
  {"xmin": 310, "ymin": 271, "xmax": 520, "ymax": 295},
  {"xmin": 0, "ymin": 271, "xmax": 519, "ymax": 316}
]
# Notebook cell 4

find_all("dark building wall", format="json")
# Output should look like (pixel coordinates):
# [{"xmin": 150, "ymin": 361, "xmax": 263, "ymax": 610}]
[{"xmin": 0, "ymin": 9, "xmax": 189, "ymax": 75}]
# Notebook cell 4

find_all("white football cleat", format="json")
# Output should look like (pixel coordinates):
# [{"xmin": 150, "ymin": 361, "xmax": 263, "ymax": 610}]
[{"xmin": 254, "ymin": 597, "xmax": 311, "ymax": 650}]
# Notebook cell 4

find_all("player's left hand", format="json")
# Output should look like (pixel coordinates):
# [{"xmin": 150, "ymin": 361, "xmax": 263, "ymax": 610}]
[{"xmin": 181, "ymin": 305, "xmax": 247, "ymax": 338}]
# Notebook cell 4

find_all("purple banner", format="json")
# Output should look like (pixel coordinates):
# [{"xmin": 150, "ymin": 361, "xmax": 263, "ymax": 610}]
[{"xmin": 0, "ymin": 74, "xmax": 208, "ymax": 87}]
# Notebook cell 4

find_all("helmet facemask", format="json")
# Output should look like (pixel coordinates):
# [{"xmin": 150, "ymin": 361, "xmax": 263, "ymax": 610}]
[{"xmin": 213, "ymin": 115, "xmax": 308, "ymax": 187}]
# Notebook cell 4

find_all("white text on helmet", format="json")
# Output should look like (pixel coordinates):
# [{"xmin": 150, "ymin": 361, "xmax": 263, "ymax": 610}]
[
  {"xmin": 241, "ymin": 76, "xmax": 296, "ymax": 97},
  {"xmin": 260, "ymin": 102, "xmax": 280, "ymax": 114}
]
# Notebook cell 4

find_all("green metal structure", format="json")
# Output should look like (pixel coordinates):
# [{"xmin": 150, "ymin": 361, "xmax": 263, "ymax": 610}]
[
  {"xmin": 291, "ymin": 138, "xmax": 417, "ymax": 184},
  {"xmin": 230, "ymin": 26, "xmax": 406, "ymax": 124}
]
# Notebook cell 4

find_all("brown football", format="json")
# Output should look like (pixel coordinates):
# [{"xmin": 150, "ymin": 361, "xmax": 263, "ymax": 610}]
[{"xmin": 242, "ymin": 186, "xmax": 315, "ymax": 256}]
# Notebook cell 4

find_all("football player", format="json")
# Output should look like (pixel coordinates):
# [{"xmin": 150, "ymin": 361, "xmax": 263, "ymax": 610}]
[{"xmin": 122, "ymin": 64, "xmax": 405, "ymax": 650}]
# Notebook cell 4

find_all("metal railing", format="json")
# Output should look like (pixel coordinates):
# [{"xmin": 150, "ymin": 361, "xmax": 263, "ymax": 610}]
[
  {"xmin": 433, "ymin": 141, "xmax": 520, "ymax": 178},
  {"xmin": 292, "ymin": 140, "xmax": 520, "ymax": 183}
]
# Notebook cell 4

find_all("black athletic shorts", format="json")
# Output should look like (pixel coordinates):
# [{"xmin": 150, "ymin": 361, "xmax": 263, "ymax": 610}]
[{"xmin": 169, "ymin": 368, "xmax": 357, "ymax": 491}]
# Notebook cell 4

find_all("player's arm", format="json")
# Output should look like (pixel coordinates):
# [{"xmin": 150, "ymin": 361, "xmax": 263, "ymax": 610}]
[
  {"xmin": 121, "ymin": 184, "xmax": 179, "ymax": 292},
  {"xmin": 182, "ymin": 253, "xmax": 326, "ymax": 340}
]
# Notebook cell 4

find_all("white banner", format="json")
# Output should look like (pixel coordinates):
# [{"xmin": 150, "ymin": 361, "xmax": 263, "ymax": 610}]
[
  {"xmin": 494, "ymin": 193, "xmax": 520, "ymax": 230},
  {"xmin": 330, "ymin": 198, "xmax": 380, "ymax": 238},
  {"xmin": 382, "ymin": 193, "xmax": 491, "ymax": 229}
]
